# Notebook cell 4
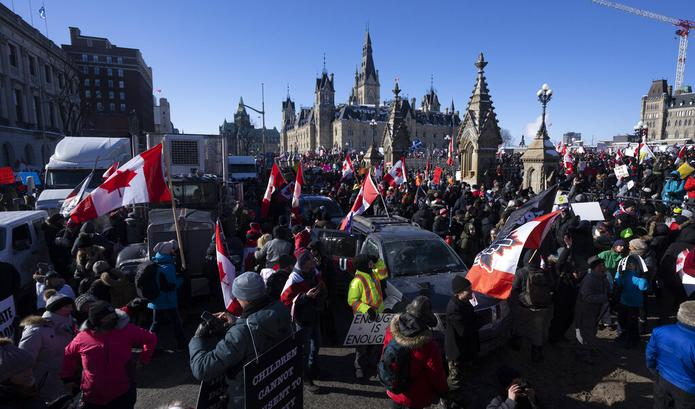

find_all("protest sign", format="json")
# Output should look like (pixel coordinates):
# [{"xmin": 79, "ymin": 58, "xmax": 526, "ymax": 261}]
[
  {"xmin": 343, "ymin": 313, "xmax": 394, "ymax": 346},
  {"xmin": 0, "ymin": 296, "xmax": 16, "ymax": 338},
  {"xmin": 571, "ymin": 202, "xmax": 605, "ymax": 221},
  {"xmin": 244, "ymin": 335, "xmax": 303, "ymax": 409},
  {"xmin": 0, "ymin": 167, "xmax": 14, "ymax": 185},
  {"xmin": 195, "ymin": 376, "xmax": 228, "ymax": 409},
  {"xmin": 614, "ymin": 165, "xmax": 629, "ymax": 179}
]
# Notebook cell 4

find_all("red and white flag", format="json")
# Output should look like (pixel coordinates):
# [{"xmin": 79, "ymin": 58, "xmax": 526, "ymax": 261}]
[
  {"xmin": 675, "ymin": 145, "xmax": 687, "ymax": 166},
  {"xmin": 70, "ymin": 144, "xmax": 171, "ymax": 223},
  {"xmin": 467, "ymin": 211, "xmax": 561, "ymax": 299},
  {"xmin": 342, "ymin": 154, "xmax": 355, "ymax": 180},
  {"xmin": 216, "ymin": 220, "xmax": 242, "ymax": 316},
  {"xmin": 102, "ymin": 162, "xmax": 119, "ymax": 179},
  {"xmin": 676, "ymin": 248, "xmax": 695, "ymax": 297},
  {"xmin": 292, "ymin": 161, "xmax": 303, "ymax": 218},
  {"xmin": 280, "ymin": 256, "xmax": 322, "ymax": 321},
  {"xmin": 340, "ymin": 170, "xmax": 380, "ymax": 231},
  {"xmin": 60, "ymin": 171, "xmax": 94, "ymax": 217},
  {"xmin": 563, "ymin": 150, "xmax": 574, "ymax": 175},
  {"xmin": 447, "ymin": 136, "xmax": 454, "ymax": 166},
  {"xmin": 383, "ymin": 158, "xmax": 407, "ymax": 187},
  {"xmin": 261, "ymin": 163, "xmax": 287, "ymax": 218},
  {"xmin": 615, "ymin": 147, "xmax": 624, "ymax": 161}
]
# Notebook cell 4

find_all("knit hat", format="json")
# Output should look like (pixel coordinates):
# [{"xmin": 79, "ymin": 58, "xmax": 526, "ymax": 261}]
[
  {"xmin": 0, "ymin": 341, "xmax": 33, "ymax": 383},
  {"xmin": 75, "ymin": 293, "xmax": 97, "ymax": 312},
  {"xmin": 92, "ymin": 260, "xmax": 111, "ymax": 275},
  {"xmin": 153, "ymin": 240, "xmax": 178, "ymax": 255},
  {"xmin": 620, "ymin": 228, "xmax": 634, "ymax": 239},
  {"xmin": 612, "ymin": 239, "xmax": 626, "ymax": 248},
  {"xmin": 677, "ymin": 301, "xmax": 695, "ymax": 328},
  {"xmin": 629, "ymin": 238, "xmax": 648, "ymax": 255},
  {"xmin": 451, "ymin": 275, "xmax": 472, "ymax": 294},
  {"xmin": 45, "ymin": 292, "xmax": 74, "ymax": 313},
  {"xmin": 232, "ymin": 272, "xmax": 266, "ymax": 302},
  {"xmin": 673, "ymin": 207, "xmax": 683, "ymax": 215}
]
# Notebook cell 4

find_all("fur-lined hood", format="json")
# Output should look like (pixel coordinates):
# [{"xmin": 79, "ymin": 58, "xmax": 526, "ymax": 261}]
[
  {"xmin": 678, "ymin": 301, "xmax": 695, "ymax": 328},
  {"xmin": 390, "ymin": 313, "xmax": 433, "ymax": 349},
  {"xmin": 76, "ymin": 245, "xmax": 105, "ymax": 269},
  {"xmin": 20, "ymin": 315, "xmax": 49, "ymax": 328}
]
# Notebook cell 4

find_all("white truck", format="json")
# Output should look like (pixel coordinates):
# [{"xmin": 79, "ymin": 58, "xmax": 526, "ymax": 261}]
[
  {"xmin": 36, "ymin": 137, "xmax": 132, "ymax": 213},
  {"xmin": 228, "ymin": 155, "xmax": 257, "ymax": 181}
]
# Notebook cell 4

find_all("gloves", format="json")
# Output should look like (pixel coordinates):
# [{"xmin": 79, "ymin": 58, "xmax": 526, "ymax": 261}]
[
  {"xmin": 194, "ymin": 318, "xmax": 227, "ymax": 339},
  {"xmin": 366, "ymin": 308, "xmax": 377, "ymax": 322}
]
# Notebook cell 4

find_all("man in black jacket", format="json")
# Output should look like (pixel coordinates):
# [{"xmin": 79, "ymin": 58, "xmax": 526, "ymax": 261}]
[{"xmin": 445, "ymin": 275, "xmax": 479, "ymax": 406}]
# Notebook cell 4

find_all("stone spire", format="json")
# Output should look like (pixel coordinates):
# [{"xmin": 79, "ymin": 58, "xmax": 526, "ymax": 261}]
[
  {"xmin": 236, "ymin": 97, "xmax": 246, "ymax": 114},
  {"xmin": 382, "ymin": 79, "xmax": 411, "ymax": 164},
  {"xmin": 361, "ymin": 31, "xmax": 377, "ymax": 82},
  {"xmin": 356, "ymin": 30, "xmax": 380, "ymax": 106}
]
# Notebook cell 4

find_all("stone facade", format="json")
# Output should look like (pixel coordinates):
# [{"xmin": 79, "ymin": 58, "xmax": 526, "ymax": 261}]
[
  {"xmin": 280, "ymin": 32, "xmax": 460, "ymax": 155},
  {"xmin": 521, "ymin": 97, "xmax": 559, "ymax": 193},
  {"xmin": 0, "ymin": 3, "xmax": 80, "ymax": 168},
  {"xmin": 640, "ymin": 79, "xmax": 695, "ymax": 142},
  {"xmin": 220, "ymin": 97, "xmax": 280, "ymax": 155},
  {"xmin": 153, "ymin": 97, "xmax": 173, "ymax": 133},
  {"xmin": 458, "ymin": 53, "xmax": 502, "ymax": 186}
]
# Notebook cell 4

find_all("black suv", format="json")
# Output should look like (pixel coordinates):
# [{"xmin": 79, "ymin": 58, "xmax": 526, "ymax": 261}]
[{"xmin": 315, "ymin": 215, "xmax": 511, "ymax": 354}]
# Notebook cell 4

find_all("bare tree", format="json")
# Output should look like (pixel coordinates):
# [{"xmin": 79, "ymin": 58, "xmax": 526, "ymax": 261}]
[
  {"xmin": 54, "ymin": 61, "xmax": 87, "ymax": 135},
  {"xmin": 501, "ymin": 128, "xmax": 513, "ymax": 147}
]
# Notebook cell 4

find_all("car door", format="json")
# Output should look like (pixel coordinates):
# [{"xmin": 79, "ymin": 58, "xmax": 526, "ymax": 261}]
[{"xmin": 313, "ymin": 228, "xmax": 359, "ymax": 273}]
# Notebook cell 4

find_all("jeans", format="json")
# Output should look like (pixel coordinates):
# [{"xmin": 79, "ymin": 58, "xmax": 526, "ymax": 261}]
[
  {"xmin": 654, "ymin": 374, "xmax": 695, "ymax": 409},
  {"xmin": 617, "ymin": 304, "xmax": 640, "ymax": 346},
  {"xmin": 82, "ymin": 385, "xmax": 136, "ymax": 409},
  {"xmin": 295, "ymin": 323, "xmax": 321, "ymax": 373},
  {"xmin": 149, "ymin": 308, "xmax": 185, "ymax": 348}
]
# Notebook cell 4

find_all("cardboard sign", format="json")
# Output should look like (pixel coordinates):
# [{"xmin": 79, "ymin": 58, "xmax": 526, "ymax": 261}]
[
  {"xmin": 195, "ymin": 376, "xmax": 228, "ymax": 409},
  {"xmin": 0, "ymin": 296, "xmax": 16, "ymax": 338},
  {"xmin": 244, "ymin": 335, "xmax": 303, "ymax": 409},
  {"xmin": 343, "ymin": 313, "xmax": 394, "ymax": 346},
  {"xmin": 0, "ymin": 167, "xmax": 14, "ymax": 185},
  {"xmin": 614, "ymin": 165, "xmax": 629, "ymax": 179},
  {"xmin": 571, "ymin": 202, "xmax": 605, "ymax": 222}
]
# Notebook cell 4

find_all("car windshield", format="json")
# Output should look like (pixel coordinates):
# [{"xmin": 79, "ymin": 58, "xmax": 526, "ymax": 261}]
[
  {"xmin": 383, "ymin": 239, "xmax": 465, "ymax": 277},
  {"xmin": 305, "ymin": 199, "xmax": 344, "ymax": 219},
  {"xmin": 45, "ymin": 169, "xmax": 105, "ymax": 189}
]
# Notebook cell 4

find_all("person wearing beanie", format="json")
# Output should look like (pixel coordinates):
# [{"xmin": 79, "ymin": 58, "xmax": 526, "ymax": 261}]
[
  {"xmin": 0, "ymin": 338, "xmax": 45, "ymax": 409},
  {"xmin": 255, "ymin": 226, "xmax": 293, "ymax": 268},
  {"xmin": 147, "ymin": 241, "xmax": 185, "ymax": 350},
  {"xmin": 34, "ymin": 269, "xmax": 75, "ymax": 311},
  {"xmin": 17, "ymin": 289, "xmax": 74, "ymax": 402},
  {"xmin": 597, "ymin": 239, "xmax": 627, "ymax": 328},
  {"xmin": 646, "ymin": 301, "xmax": 695, "ymax": 408},
  {"xmin": 445, "ymin": 275, "xmax": 479, "ymax": 406},
  {"xmin": 614, "ymin": 254, "xmax": 650, "ymax": 348},
  {"xmin": 382, "ymin": 295, "xmax": 448, "ymax": 409},
  {"xmin": 348, "ymin": 253, "xmax": 388, "ymax": 380},
  {"xmin": 189, "ymin": 272, "xmax": 292, "ymax": 409},
  {"xmin": 62, "ymin": 301, "xmax": 157, "ymax": 408}
]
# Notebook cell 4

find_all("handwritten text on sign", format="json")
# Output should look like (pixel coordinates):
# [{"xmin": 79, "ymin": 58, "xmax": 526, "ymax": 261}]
[
  {"xmin": 343, "ymin": 313, "xmax": 394, "ymax": 346},
  {"xmin": 0, "ymin": 296, "xmax": 16, "ymax": 338}
]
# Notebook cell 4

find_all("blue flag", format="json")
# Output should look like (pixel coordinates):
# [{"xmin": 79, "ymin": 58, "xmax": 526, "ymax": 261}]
[{"xmin": 39, "ymin": 6, "xmax": 46, "ymax": 19}]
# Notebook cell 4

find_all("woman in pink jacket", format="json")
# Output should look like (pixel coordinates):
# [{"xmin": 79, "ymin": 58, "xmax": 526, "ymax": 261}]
[{"xmin": 61, "ymin": 301, "xmax": 157, "ymax": 409}]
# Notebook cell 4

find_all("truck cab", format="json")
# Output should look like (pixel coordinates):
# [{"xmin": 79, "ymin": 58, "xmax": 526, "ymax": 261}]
[
  {"xmin": 0, "ymin": 211, "xmax": 50, "ymax": 289},
  {"xmin": 228, "ymin": 156, "xmax": 257, "ymax": 181}
]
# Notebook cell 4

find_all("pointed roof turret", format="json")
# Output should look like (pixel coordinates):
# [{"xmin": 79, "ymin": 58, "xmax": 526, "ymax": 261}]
[
  {"xmin": 450, "ymin": 99, "xmax": 455, "ymax": 114},
  {"xmin": 236, "ymin": 97, "xmax": 246, "ymax": 114},
  {"xmin": 393, "ymin": 79, "xmax": 401, "ymax": 99},
  {"xmin": 360, "ymin": 30, "xmax": 378, "ymax": 83}
]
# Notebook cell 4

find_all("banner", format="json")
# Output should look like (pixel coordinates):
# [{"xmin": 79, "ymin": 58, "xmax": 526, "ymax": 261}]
[
  {"xmin": 433, "ymin": 167, "xmax": 443, "ymax": 185},
  {"xmin": 0, "ymin": 295, "xmax": 16, "ymax": 338},
  {"xmin": 244, "ymin": 335, "xmax": 303, "ymax": 409},
  {"xmin": 343, "ymin": 313, "xmax": 394, "ymax": 346},
  {"xmin": 614, "ymin": 165, "xmax": 629, "ymax": 179},
  {"xmin": 195, "ymin": 376, "xmax": 228, "ymax": 409},
  {"xmin": 571, "ymin": 202, "xmax": 605, "ymax": 221},
  {"xmin": 497, "ymin": 184, "xmax": 559, "ymax": 240},
  {"xmin": 0, "ymin": 167, "xmax": 14, "ymax": 185}
]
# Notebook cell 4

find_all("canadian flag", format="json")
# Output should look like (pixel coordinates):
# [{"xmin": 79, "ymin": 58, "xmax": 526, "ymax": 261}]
[
  {"xmin": 615, "ymin": 147, "xmax": 624, "ymax": 161},
  {"xmin": 60, "ymin": 171, "xmax": 93, "ymax": 217},
  {"xmin": 216, "ymin": 220, "xmax": 242, "ymax": 316},
  {"xmin": 70, "ymin": 144, "xmax": 171, "ymax": 223},
  {"xmin": 102, "ymin": 162, "xmax": 119, "ymax": 179},
  {"xmin": 291, "ymin": 161, "xmax": 303, "ymax": 218},
  {"xmin": 563, "ymin": 150, "xmax": 574, "ymax": 175},
  {"xmin": 467, "ymin": 211, "xmax": 561, "ymax": 299},
  {"xmin": 340, "ymin": 170, "xmax": 380, "ymax": 231},
  {"xmin": 342, "ymin": 154, "xmax": 355, "ymax": 180},
  {"xmin": 675, "ymin": 145, "xmax": 687, "ymax": 166},
  {"xmin": 261, "ymin": 163, "xmax": 287, "ymax": 218},
  {"xmin": 447, "ymin": 136, "xmax": 454, "ymax": 166},
  {"xmin": 383, "ymin": 158, "xmax": 407, "ymax": 187}
]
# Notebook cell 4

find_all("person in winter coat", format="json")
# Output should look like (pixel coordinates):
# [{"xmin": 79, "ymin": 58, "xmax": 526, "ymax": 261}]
[
  {"xmin": 458, "ymin": 223, "xmax": 482, "ymax": 267},
  {"xmin": 445, "ymin": 276, "xmax": 479, "ymax": 405},
  {"xmin": 486, "ymin": 366, "xmax": 541, "ymax": 409},
  {"xmin": 662, "ymin": 171, "xmax": 686, "ymax": 205},
  {"xmin": 61, "ymin": 301, "xmax": 157, "ymax": 409},
  {"xmin": 658, "ymin": 223, "xmax": 695, "ymax": 323},
  {"xmin": 255, "ymin": 226, "xmax": 293, "ymax": 268},
  {"xmin": 412, "ymin": 203, "xmax": 434, "ymax": 231},
  {"xmin": 91, "ymin": 261, "xmax": 136, "ymax": 308},
  {"xmin": 646, "ymin": 300, "xmax": 695, "ymax": 409},
  {"xmin": 18, "ymin": 290, "xmax": 74, "ymax": 402},
  {"xmin": 189, "ymin": 272, "xmax": 293, "ymax": 409},
  {"xmin": 34, "ymin": 270, "xmax": 75, "ymax": 311},
  {"xmin": 382, "ymin": 296, "xmax": 448, "ymax": 409},
  {"xmin": 147, "ymin": 240, "xmax": 185, "ymax": 349},
  {"xmin": 0, "ymin": 338, "xmax": 45, "ymax": 409},
  {"xmin": 432, "ymin": 208, "xmax": 450, "ymax": 237},
  {"xmin": 574, "ymin": 256, "xmax": 610, "ymax": 364},
  {"xmin": 614, "ymin": 254, "xmax": 650, "ymax": 348},
  {"xmin": 263, "ymin": 254, "xmax": 294, "ymax": 300},
  {"xmin": 41, "ymin": 214, "xmax": 66, "ymax": 276}
]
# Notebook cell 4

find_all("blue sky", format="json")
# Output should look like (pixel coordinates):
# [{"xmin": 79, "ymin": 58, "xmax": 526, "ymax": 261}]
[{"xmin": 4, "ymin": 0, "xmax": 694, "ymax": 144}]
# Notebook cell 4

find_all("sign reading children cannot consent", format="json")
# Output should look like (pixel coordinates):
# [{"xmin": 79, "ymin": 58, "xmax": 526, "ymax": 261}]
[
  {"xmin": 343, "ymin": 313, "xmax": 394, "ymax": 346},
  {"xmin": 244, "ymin": 335, "xmax": 303, "ymax": 409}
]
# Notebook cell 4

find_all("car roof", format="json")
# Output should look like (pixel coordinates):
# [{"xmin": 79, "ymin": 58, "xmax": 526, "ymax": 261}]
[
  {"xmin": 370, "ymin": 225, "xmax": 442, "ymax": 243},
  {"xmin": 0, "ymin": 210, "xmax": 47, "ymax": 226}
]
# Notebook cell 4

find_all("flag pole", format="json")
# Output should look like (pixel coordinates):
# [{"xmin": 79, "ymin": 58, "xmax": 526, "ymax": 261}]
[{"xmin": 163, "ymin": 139, "xmax": 187, "ymax": 270}]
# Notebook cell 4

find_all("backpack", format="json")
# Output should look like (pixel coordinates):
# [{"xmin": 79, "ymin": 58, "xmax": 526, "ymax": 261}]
[
  {"xmin": 377, "ymin": 338, "xmax": 411, "ymax": 394},
  {"xmin": 135, "ymin": 261, "xmax": 160, "ymax": 300},
  {"xmin": 520, "ymin": 268, "xmax": 553, "ymax": 308}
]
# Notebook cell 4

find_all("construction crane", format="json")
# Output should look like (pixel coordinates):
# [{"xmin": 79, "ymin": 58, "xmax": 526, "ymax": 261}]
[{"xmin": 593, "ymin": 0, "xmax": 695, "ymax": 91}]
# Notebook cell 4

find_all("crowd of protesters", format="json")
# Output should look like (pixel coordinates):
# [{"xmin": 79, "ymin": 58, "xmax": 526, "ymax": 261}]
[{"xmin": 0, "ymin": 144, "xmax": 694, "ymax": 409}]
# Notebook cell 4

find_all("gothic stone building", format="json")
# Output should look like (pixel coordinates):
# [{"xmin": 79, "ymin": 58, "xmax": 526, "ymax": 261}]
[
  {"xmin": 640, "ymin": 79, "xmax": 695, "ymax": 142},
  {"xmin": 280, "ymin": 31, "xmax": 460, "ymax": 156},
  {"xmin": 220, "ymin": 97, "xmax": 280, "ymax": 155}
]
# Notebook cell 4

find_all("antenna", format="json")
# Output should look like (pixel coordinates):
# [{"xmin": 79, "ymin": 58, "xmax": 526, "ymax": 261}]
[
  {"xmin": 430, "ymin": 74, "xmax": 434, "ymax": 91},
  {"xmin": 322, "ymin": 53, "xmax": 326, "ymax": 73}
]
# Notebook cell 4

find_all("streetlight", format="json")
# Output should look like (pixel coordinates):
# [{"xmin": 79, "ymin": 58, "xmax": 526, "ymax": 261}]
[
  {"xmin": 369, "ymin": 119, "xmax": 378, "ymax": 146},
  {"xmin": 536, "ymin": 83, "xmax": 553, "ymax": 140},
  {"xmin": 634, "ymin": 121, "xmax": 647, "ymax": 142},
  {"xmin": 241, "ymin": 83, "xmax": 266, "ymax": 157}
]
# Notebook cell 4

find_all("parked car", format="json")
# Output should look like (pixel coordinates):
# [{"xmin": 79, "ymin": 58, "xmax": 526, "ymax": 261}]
[
  {"xmin": 315, "ymin": 215, "xmax": 511, "ymax": 354},
  {"xmin": 299, "ymin": 195, "xmax": 345, "ymax": 226},
  {"xmin": 0, "ymin": 211, "xmax": 50, "ymax": 289}
]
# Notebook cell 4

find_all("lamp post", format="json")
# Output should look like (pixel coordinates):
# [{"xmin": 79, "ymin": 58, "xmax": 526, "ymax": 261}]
[
  {"xmin": 536, "ymin": 83, "xmax": 553, "ymax": 140},
  {"xmin": 241, "ymin": 83, "xmax": 266, "ymax": 157},
  {"xmin": 369, "ymin": 118, "xmax": 377, "ymax": 146},
  {"xmin": 633, "ymin": 121, "xmax": 647, "ymax": 196}
]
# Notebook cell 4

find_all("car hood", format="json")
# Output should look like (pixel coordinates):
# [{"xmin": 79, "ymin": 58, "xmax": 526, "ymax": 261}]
[{"xmin": 387, "ymin": 272, "xmax": 500, "ymax": 313}]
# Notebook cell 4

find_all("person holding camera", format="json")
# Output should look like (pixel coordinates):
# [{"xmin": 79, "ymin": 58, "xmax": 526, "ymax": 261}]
[
  {"xmin": 487, "ymin": 367, "xmax": 541, "ymax": 409},
  {"xmin": 189, "ymin": 272, "xmax": 292, "ymax": 409}
]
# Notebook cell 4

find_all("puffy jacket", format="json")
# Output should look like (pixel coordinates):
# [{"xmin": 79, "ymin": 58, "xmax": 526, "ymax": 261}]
[
  {"xmin": 18, "ymin": 312, "xmax": 75, "ymax": 401},
  {"xmin": 685, "ymin": 175, "xmax": 695, "ymax": 199},
  {"xmin": 662, "ymin": 178, "xmax": 685, "ymax": 204},
  {"xmin": 614, "ymin": 270, "xmax": 649, "ymax": 307},
  {"xmin": 646, "ymin": 323, "xmax": 695, "ymax": 394},
  {"xmin": 61, "ymin": 320, "xmax": 157, "ymax": 405},
  {"xmin": 147, "ymin": 252, "xmax": 182, "ymax": 310},
  {"xmin": 255, "ymin": 239, "xmax": 293, "ymax": 268},
  {"xmin": 383, "ymin": 314, "xmax": 448, "ymax": 408},
  {"xmin": 597, "ymin": 249, "xmax": 623, "ymax": 273},
  {"xmin": 347, "ymin": 269, "xmax": 385, "ymax": 315},
  {"xmin": 189, "ymin": 300, "xmax": 293, "ymax": 409}
]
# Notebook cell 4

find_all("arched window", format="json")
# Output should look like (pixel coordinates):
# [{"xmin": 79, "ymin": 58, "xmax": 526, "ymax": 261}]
[
  {"xmin": 24, "ymin": 144, "xmax": 34, "ymax": 165},
  {"xmin": 2, "ymin": 143, "xmax": 15, "ymax": 167},
  {"xmin": 527, "ymin": 168, "xmax": 535, "ymax": 189}
]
